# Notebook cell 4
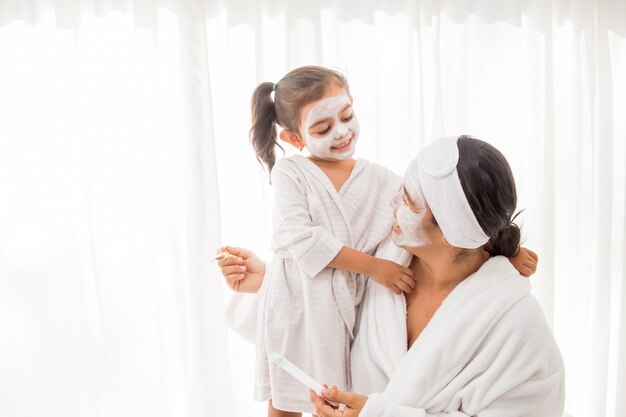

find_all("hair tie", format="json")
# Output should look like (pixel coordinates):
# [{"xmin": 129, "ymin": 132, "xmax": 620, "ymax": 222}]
[{"xmin": 272, "ymin": 83, "xmax": 277, "ymax": 92}]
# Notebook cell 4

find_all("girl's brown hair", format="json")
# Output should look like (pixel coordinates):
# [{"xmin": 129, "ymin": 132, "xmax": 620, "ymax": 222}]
[{"xmin": 250, "ymin": 66, "xmax": 349, "ymax": 174}]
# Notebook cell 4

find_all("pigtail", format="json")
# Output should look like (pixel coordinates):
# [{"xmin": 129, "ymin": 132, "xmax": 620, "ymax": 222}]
[{"xmin": 250, "ymin": 82, "xmax": 283, "ymax": 175}]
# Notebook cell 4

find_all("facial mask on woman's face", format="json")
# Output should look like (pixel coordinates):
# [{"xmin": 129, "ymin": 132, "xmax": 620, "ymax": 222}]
[
  {"xmin": 389, "ymin": 182, "xmax": 431, "ymax": 248},
  {"xmin": 303, "ymin": 95, "xmax": 359, "ymax": 160}
]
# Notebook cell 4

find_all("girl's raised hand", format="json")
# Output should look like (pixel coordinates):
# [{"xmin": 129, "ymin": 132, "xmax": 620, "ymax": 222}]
[
  {"xmin": 369, "ymin": 258, "xmax": 415, "ymax": 295},
  {"xmin": 216, "ymin": 246, "xmax": 266, "ymax": 293},
  {"xmin": 509, "ymin": 246, "xmax": 538, "ymax": 277}
]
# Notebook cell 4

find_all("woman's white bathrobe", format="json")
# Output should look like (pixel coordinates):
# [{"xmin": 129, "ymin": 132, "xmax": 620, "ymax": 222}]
[
  {"xmin": 351, "ymin": 247, "xmax": 565, "ymax": 417},
  {"xmin": 255, "ymin": 155, "xmax": 401, "ymax": 412}
]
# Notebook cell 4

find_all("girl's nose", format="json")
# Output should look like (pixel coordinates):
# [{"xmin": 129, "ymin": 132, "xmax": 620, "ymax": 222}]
[{"xmin": 335, "ymin": 123, "xmax": 349, "ymax": 137}]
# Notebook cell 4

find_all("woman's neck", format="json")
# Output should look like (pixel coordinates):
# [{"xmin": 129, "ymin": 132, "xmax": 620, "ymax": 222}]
[{"xmin": 411, "ymin": 248, "xmax": 489, "ymax": 293}]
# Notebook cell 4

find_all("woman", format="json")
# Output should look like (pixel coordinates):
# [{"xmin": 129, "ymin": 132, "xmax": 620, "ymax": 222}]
[{"xmin": 220, "ymin": 136, "xmax": 564, "ymax": 417}]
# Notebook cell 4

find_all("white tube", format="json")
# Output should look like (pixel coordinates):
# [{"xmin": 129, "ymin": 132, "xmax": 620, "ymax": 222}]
[{"xmin": 270, "ymin": 352, "xmax": 339, "ymax": 407}]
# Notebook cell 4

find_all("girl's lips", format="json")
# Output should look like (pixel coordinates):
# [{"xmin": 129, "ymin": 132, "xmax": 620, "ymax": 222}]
[
  {"xmin": 331, "ymin": 137, "xmax": 353, "ymax": 152},
  {"xmin": 392, "ymin": 221, "xmax": 402, "ymax": 234}
]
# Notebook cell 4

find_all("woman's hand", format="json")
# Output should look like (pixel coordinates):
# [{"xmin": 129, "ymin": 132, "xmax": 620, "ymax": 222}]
[
  {"xmin": 309, "ymin": 387, "xmax": 367, "ymax": 417},
  {"xmin": 216, "ymin": 246, "xmax": 266, "ymax": 293},
  {"xmin": 368, "ymin": 258, "xmax": 415, "ymax": 295},
  {"xmin": 509, "ymin": 247, "xmax": 538, "ymax": 277}
]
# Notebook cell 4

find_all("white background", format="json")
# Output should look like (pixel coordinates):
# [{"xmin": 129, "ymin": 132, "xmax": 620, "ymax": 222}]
[{"xmin": 0, "ymin": 1, "xmax": 625, "ymax": 417}]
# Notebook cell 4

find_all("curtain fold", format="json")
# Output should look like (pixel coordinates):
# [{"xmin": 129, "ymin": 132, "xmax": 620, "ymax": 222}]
[{"xmin": 0, "ymin": 2, "xmax": 232, "ymax": 417}]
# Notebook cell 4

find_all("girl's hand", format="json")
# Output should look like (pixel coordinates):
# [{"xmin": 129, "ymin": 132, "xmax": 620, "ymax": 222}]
[
  {"xmin": 309, "ymin": 387, "xmax": 367, "ymax": 417},
  {"xmin": 216, "ymin": 246, "xmax": 266, "ymax": 293},
  {"xmin": 509, "ymin": 247, "xmax": 538, "ymax": 277},
  {"xmin": 369, "ymin": 258, "xmax": 415, "ymax": 295}
]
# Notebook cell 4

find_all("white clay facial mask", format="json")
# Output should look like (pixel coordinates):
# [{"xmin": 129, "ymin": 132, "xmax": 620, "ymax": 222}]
[
  {"xmin": 390, "ymin": 178, "xmax": 431, "ymax": 248},
  {"xmin": 303, "ymin": 95, "xmax": 359, "ymax": 160}
]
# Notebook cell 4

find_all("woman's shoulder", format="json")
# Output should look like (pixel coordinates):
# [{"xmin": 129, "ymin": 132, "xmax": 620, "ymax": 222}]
[
  {"xmin": 475, "ymin": 258, "xmax": 563, "ymax": 369},
  {"xmin": 499, "ymin": 292, "xmax": 564, "ymax": 369},
  {"xmin": 505, "ymin": 294, "xmax": 552, "ymax": 333}
]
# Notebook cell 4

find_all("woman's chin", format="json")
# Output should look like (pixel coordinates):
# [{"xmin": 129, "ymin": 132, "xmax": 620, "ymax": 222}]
[
  {"xmin": 392, "ymin": 234, "xmax": 430, "ymax": 252},
  {"xmin": 391, "ymin": 234, "xmax": 412, "ymax": 249}
]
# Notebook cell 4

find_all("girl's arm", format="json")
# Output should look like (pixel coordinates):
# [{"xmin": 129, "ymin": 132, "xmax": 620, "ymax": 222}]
[
  {"xmin": 272, "ymin": 161, "xmax": 414, "ymax": 293},
  {"xmin": 329, "ymin": 247, "xmax": 415, "ymax": 294}
]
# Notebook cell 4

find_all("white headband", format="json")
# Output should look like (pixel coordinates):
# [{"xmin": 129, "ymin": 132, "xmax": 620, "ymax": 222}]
[{"xmin": 416, "ymin": 136, "xmax": 490, "ymax": 249}]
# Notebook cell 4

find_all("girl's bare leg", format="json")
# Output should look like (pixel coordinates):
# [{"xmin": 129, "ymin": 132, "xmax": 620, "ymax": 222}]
[{"xmin": 268, "ymin": 400, "xmax": 301, "ymax": 417}]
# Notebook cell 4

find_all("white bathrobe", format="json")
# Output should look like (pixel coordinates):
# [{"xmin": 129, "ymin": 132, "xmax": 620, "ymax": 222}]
[
  {"xmin": 351, "ymin": 250, "xmax": 565, "ymax": 417},
  {"xmin": 255, "ymin": 155, "xmax": 401, "ymax": 413}
]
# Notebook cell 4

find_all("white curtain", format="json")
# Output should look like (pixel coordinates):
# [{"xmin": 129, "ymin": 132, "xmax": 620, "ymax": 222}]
[
  {"xmin": 205, "ymin": 1, "xmax": 626, "ymax": 417},
  {"xmin": 1, "ymin": 1, "xmax": 625, "ymax": 417},
  {"xmin": 0, "ymin": 2, "xmax": 232, "ymax": 417}
]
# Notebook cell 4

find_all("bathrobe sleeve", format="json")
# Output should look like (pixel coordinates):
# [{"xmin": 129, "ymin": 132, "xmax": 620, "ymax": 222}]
[
  {"xmin": 359, "ymin": 295, "xmax": 565, "ymax": 417},
  {"xmin": 270, "ymin": 160, "xmax": 344, "ymax": 278},
  {"xmin": 223, "ymin": 292, "xmax": 258, "ymax": 344},
  {"xmin": 360, "ymin": 395, "xmax": 468, "ymax": 417}
]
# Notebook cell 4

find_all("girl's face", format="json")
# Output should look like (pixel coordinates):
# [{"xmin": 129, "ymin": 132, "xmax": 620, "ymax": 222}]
[
  {"xmin": 299, "ymin": 84, "xmax": 359, "ymax": 160},
  {"xmin": 390, "ymin": 179, "xmax": 439, "ymax": 249}
]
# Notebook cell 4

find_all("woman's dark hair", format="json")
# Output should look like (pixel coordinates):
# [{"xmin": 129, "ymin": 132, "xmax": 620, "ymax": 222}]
[
  {"xmin": 456, "ymin": 135, "xmax": 521, "ymax": 257},
  {"xmin": 250, "ymin": 66, "xmax": 349, "ymax": 174}
]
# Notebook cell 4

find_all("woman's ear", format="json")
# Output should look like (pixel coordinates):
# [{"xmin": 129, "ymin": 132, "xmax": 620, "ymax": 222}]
[{"xmin": 279, "ymin": 130, "xmax": 305, "ymax": 150}]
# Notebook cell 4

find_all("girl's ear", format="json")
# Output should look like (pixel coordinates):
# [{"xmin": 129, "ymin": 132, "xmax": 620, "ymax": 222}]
[{"xmin": 279, "ymin": 129, "xmax": 305, "ymax": 150}]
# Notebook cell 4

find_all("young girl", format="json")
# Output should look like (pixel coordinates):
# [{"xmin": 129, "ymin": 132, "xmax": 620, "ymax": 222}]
[
  {"xmin": 249, "ymin": 66, "xmax": 411, "ymax": 417},
  {"xmin": 226, "ymin": 66, "xmax": 537, "ymax": 417}
]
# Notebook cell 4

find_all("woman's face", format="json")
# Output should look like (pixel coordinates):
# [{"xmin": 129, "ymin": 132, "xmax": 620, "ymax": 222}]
[{"xmin": 390, "ymin": 178, "xmax": 443, "ymax": 250}]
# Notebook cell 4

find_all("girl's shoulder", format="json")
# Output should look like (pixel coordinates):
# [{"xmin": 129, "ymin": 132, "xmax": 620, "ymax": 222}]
[
  {"xmin": 270, "ymin": 155, "xmax": 328, "ymax": 189},
  {"xmin": 271, "ymin": 155, "xmax": 307, "ymax": 181},
  {"xmin": 273, "ymin": 154, "xmax": 304, "ymax": 170}
]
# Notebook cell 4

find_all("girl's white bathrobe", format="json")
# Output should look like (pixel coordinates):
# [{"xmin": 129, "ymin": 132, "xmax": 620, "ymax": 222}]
[
  {"xmin": 256, "ymin": 155, "xmax": 401, "ymax": 413},
  {"xmin": 351, "ymin": 247, "xmax": 566, "ymax": 417}
]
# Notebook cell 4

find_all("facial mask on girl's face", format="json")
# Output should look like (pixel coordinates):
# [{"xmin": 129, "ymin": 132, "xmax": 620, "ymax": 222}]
[
  {"xmin": 390, "ymin": 181, "xmax": 431, "ymax": 248},
  {"xmin": 304, "ymin": 95, "xmax": 359, "ymax": 160}
]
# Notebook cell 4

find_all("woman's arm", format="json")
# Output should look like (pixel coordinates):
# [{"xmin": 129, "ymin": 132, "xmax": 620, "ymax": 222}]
[
  {"xmin": 217, "ymin": 246, "xmax": 266, "ymax": 293},
  {"xmin": 310, "ymin": 389, "xmax": 438, "ymax": 417},
  {"xmin": 311, "ymin": 387, "xmax": 563, "ymax": 417}
]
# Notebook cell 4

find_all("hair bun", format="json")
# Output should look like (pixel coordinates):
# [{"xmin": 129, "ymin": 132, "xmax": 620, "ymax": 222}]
[{"xmin": 489, "ymin": 223, "xmax": 521, "ymax": 257}]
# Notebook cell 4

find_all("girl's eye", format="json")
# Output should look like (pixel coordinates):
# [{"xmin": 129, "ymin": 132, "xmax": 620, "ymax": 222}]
[
  {"xmin": 342, "ymin": 114, "xmax": 353, "ymax": 122},
  {"xmin": 316, "ymin": 126, "xmax": 331, "ymax": 135}
]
